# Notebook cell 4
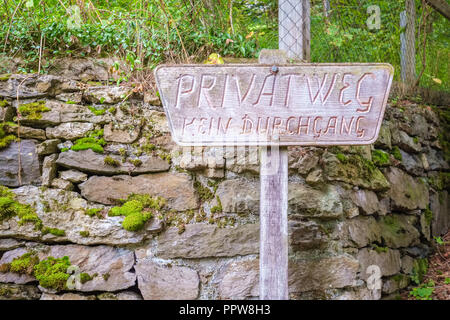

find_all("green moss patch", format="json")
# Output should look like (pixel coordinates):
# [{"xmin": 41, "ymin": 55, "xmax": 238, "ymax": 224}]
[
  {"xmin": 391, "ymin": 146, "xmax": 402, "ymax": 161},
  {"xmin": 71, "ymin": 129, "xmax": 106, "ymax": 153},
  {"xmin": 18, "ymin": 101, "xmax": 50, "ymax": 120},
  {"xmin": 0, "ymin": 99, "xmax": 10, "ymax": 108},
  {"xmin": 0, "ymin": 186, "xmax": 43, "ymax": 230},
  {"xmin": 85, "ymin": 208, "xmax": 104, "ymax": 219},
  {"xmin": 128, "ymin": 159, "xmax": 142, "ymax": 167},
  {"xmin": 411, "ymin": 258, "xmax": 428, "ymax": 285},
  {"xmin": 88, "ymin": 106, "xmax": 106, "ymax": 116},
  {"xmin": 0, "ymin": 123, "xmax": 16, "ymax": 150},
  {"xmin": 325, "ymin": 152, "xmax": 389, "ymax": 191},
  {"xmin": 33, "ymin": 256, "xmax": 71, "ymax": 291},
  {"xmin": 0, "ymin": 73, "xmax": 11, "ymax": 81},
  {"xmin": 336, "ymin": 153, "xmax": 348, "ymax": 163},
  {"xmin": 428, "ymin": 172, "xmax": 450, "ymax": 191},
  {"xmin": 108, "ymin": 194, "xmax": 166, "ymax": 232},
  {"xmin": 104, "ymin": 156, "xmax": 120, "ymax": 167},
  {"xmin": 372, "ymin": 149, "xmax": 390, "ymax": 167},
  {"xmin": 79, "ymin": 231, "xmax": 90, "ymax": 237},
  {"xmin": 42, "ymin": 227, "xmax": 66, "ymax": 237},
  {"xmin": 372, "ymin": 244, "xmax": 389, "ymax": 253},
  {"xmin": 0, "ymin": 252, "xmax": 92, "ymax": 292},
  {"xmin": 194, "ymin": 180, "xmax": 214, "ymax": 201},
  {"xmin": 80, "ymin": 272, "xmax": 94, "ymax": 284},
  {"xmin": 210, "ymin": 196, "xmax": 223, "ymax": 214},
  {"xmin": 0, "ymin": 186, "xmax": 68, "ymax": 235},
  {"xmin": 424, "ymin": 207, "xmax": 433, "ymax": 226},
  {"xmin": 0, "ymin": 252, "xmax": 40, "ymax": 275}
]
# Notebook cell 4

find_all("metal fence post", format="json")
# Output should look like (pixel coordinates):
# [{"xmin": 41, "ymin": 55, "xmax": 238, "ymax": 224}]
[{"xmin": 279, "ymin": 0, "xmax": 311, "ymax": 61}]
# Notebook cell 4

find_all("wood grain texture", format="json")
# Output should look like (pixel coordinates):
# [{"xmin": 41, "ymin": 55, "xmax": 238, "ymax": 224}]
[
  {"xmin": 259, "ymin": 50, "xmax": 288, "ymax": 300},
  {"xmin": 260, "ymin": 146, "xmax": 289, "ymax": 300},
  {"xmin": 155, "ymin": 64, "xmax": 394, "ymax": 146}
]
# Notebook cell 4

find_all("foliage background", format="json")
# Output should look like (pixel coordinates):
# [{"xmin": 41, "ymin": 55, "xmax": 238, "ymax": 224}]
[{"xmin": 0, "ymin": 0, "xmax": 448, "ymax": 91}]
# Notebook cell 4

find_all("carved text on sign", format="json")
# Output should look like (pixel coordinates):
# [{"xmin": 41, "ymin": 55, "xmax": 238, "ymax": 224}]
[{"xmin": 155, "ymin": 64, "xmax": 393, "ymax": 146}]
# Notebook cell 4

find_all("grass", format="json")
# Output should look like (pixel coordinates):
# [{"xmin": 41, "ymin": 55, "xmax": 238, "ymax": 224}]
[{"xmin": 0, "ymin": 1, "xmax": 446, "ymax": 92}]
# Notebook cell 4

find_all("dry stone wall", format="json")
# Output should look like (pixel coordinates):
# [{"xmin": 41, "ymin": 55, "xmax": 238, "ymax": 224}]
[{"xmin": 0, "ymin": 71, "xmax": 448, "ymax": 300}]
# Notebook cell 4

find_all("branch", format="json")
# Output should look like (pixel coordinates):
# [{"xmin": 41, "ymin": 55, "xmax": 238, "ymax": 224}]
[{"xmin": 425, "ymin": 0, "xmax": 450, "ymax": 20}]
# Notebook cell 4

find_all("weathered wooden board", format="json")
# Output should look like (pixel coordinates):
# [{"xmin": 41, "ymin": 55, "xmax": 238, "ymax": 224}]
[
  {"xmin": 155, "ymin": 64, "xmax": 393, "ymax": 146},
  {"xmin": 260, "ymin": 146, "xmax": 289, "ymax": 300}
]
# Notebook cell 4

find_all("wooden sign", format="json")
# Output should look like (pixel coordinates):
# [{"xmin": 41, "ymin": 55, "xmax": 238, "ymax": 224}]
[{"xmin": 155, "ymin": 64, "xmax": 393, "ymax": 146}]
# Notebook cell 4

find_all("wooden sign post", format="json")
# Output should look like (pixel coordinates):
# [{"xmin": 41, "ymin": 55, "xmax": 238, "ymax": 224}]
[
  {"xmin": 155, "ymin": 0, "xmax": 392, "ymax": 302},
  {"xmin": 155, "ymin": 61, "xmax": 393, "ymax": 300},
  {"xmin": 258, "ymin": 50, "xmax": 289, "ymax": 301}
]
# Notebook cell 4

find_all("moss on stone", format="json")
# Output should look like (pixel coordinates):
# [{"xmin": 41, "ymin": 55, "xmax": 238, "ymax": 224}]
[
  {"xmin": 391, "ymin": 146, "xmax": 402, "ymax": 161},
  {"xmin": 122, "ymin": 212, "xmax": 146, "ymax": 231},
  {"xmin": 86, "ymin": 81, "xmax": 102, "ymax": 86},
  {"xmin": 194, "ymin": 180, "xmax": 214, "ymax": 201},
  {"xmin": 80, "ymin": 272, "xmax": 93, "ymax": 284},
  {"xmin": 118, "ymin": 148, "xmax": 127, "ymax": 156},
  {"xmin": 0, "ymin": 185, "xmax": 43, "ymax": 230},
  {"xmin": 0, "ymin": 123, "xmax": 16, "ymax": 150},
  {"xmin": 85, "ymin": 208, "xmax": 103, "ymax": 219},
  {"xmin": 0, "ymin": 134, "xmax": 15, "ymax": 150},
  {"xmin": 128, "ymin": 159, "xmax": 142, "ymax": 167},
  {"xmin": 372, "ymin": 149, "xmax": 390, "ymax": 167},
  {"xmin": 0, "ymin": 99, "xmax": 10, "ymax": 108},
  {"xmin": 1, "ymin": 252, "xmax": 40, "ymax": 275},
  {"xmin": 210, "ymin": 196, "xmax": 223, "ymax": 214},
  {"xmin": 108, "ymin": 107, "xmax": 116, "ymax": 114},
  {"xmin": 88, "ymin": 106, "xmax": 106, "ymax": 116},
  {"xmin": 42, "ymin": 227, "xmax": 66, "ymax": 237},
  {"xmin": 126, "ymin": 194, "xmax": 166, "ymax": 210},
  {"xmin": 428, "ymin": 172, "xmax": 450, "ymax": 191},
  {"xmin": 327, "ymin": 150, "xmax": 388, "ymax": 191},
  {"xmin": 108, "ymin": 194, "xmax": 165, "ymax": 232},
  {"xmin": 424, "ymin": 207, "xmax": 433, "ymax": 226},
  {"xmin": 79, "ymin": 231, "xmax": 90, "ymax": 237},
  {"xmin": 104, "ymin": 156, "xmax": 120, "ymax": 167},
  {"xmin": 382, "ymin": 215, "xmax": 403, "ymax": 235},
  {"xmin": 411, "ymin": 258, "xmax": 428, "ymax": 285},
  {"xmin": 158, "ymin": 151, "xmax": 172, "ymax": 163},
  {"xmin": 71, "ymin": 130, "xmax": 106, "ymax": 154},
  {"xmin": 336, "ymin": 153, "xmax": 348, "ymax": 163},
  {"xmin": 372, "ymin": 245, "xmax": 389, "ymax": 253},
  {"xmin": 33, "ymin": 256, "xmax": 71, "ymax": 291},
  {"xmin": 432, "ymin": 107, "xmax": 450, "ymax": 162},
  {"xmin": 392, "ymin": 274, "xmax": 405, "ymax": 283},
  {"xmin": 102, "ymin": 273, "xmax": 110, "ymax": 281},
  {"xmin": 18, "ymin": 101, "xmax": 50, "ymax": 120},
  {"xmin": 0, "ymin": 73, "xmax": 11, "ymax": 81},
  {"xmin": 110, "ymin": 200, "xmax": 143, "ymax": 216}
]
